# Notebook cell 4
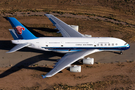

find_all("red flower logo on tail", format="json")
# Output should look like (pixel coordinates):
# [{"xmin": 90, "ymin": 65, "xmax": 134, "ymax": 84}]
[{"xmin": 14, "ymin": 26, "xmax": 25, "ymax": 35}]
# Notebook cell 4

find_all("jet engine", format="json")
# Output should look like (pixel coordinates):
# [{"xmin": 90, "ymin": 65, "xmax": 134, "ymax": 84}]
[
  {"xmin": 83, "ymin": 57, "xmax": 94, "ymax": 65},
  {"xmin": 69, "ymin": 25, "xmax": 79, "ymax": 32},
  {"xmin": 70, "ymin": 65, "xmax": 81, "ymax": 72},
  {"xmin": 83, "ymin": 34, "xmax": 92, "ymax": 37},
  {"xmin": 56, "ymin": 25, "xmax": 79, "ymax": 33}
]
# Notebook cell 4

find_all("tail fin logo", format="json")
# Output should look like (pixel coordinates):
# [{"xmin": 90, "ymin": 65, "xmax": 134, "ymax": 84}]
[{"xmin": 14, "ymin": 26, "xmax": 25, "ymax": 35}]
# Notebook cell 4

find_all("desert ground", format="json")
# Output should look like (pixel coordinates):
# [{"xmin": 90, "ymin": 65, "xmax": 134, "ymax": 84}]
[{"xmin": 0, "ymin": 0, "xmax": 135, "ymax": 90}]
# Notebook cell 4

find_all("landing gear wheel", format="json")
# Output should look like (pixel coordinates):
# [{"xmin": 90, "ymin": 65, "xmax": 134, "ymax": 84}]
[{"xmin": 120, "ymin": 51, "xmax": 123, "ymax": 55}]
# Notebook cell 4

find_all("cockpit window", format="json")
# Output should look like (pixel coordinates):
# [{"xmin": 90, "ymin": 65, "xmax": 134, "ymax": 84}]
[{"xmin": 124, "ymin": 43, "xmax": 128, "ymax": 45}]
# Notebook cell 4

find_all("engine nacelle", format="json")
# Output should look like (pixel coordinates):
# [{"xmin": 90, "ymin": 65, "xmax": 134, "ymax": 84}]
[
  {"xmin": 66, "ymin": 64, "xmax": 71, "ymax": 67},
  {"xmin": 70, "ymin": 65, "xmax": 81, "ymax": 72},
  {"xmin": 83, "ymin": 34, "xmax": 92, "ymax": 37},
  {"xmin": 83, "ymin": 57, "xmax": 94, "ymax": 65},
  {"xmin": 69, "ymin": 25, "xmax": 79, "ymax": 32}
]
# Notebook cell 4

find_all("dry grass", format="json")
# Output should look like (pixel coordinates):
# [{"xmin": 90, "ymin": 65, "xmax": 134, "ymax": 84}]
[
  {"xmin": 0, "ymin": 0, "xmax": 135, "ymax": 25},
  {"xmin": 53, "ymin": 75, "xmax": 133, "ymax": 90},
  {"xmin": 0, "ymin": 61, "xmax": 135, "ymax": 90},
  {"xmin": 0, "ymin": 0, "xmax": 133, "ymax": 42}
]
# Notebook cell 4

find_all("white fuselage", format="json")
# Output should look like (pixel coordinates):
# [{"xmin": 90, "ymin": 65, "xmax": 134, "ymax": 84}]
[{"xmin": 11, "ymin": 37, "xmax": 130, "ymax": 53}]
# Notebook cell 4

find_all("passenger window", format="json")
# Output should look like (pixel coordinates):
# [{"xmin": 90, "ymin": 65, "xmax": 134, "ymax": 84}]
[{"xmin": 46, "ymin": 45, "xmax": 48, "ymax": 47}]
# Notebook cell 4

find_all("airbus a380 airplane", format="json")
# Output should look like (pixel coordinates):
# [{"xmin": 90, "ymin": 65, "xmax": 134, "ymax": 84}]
[{"xmin": 7, "ymin": 14, "xmax": 130, "ymax": 78}]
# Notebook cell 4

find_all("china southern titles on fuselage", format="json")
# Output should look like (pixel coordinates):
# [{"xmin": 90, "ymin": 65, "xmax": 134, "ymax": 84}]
[{"xmin": 7, "ymin": 14, "xmax": 130, "ymax": 78}]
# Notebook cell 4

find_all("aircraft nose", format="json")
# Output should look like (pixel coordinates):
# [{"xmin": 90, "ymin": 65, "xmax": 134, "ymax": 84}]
[
  {"xmin": 126, "ymin": 43, "xmax": 130, "ymax": 49},
  {"xmin": 127, "ymin": 43, "xmax": 130, "ymax": 47}
]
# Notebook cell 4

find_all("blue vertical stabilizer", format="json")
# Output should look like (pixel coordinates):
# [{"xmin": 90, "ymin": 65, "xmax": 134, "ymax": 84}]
[{"xmin": 7, "ymin": 17, "xmax": 37, "ymax": 40}]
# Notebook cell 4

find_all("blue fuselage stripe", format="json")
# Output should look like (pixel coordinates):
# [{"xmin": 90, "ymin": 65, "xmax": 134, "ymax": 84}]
[{"xmin": 42, "ymin": 46, "xmax": 130, "ymax": 51}]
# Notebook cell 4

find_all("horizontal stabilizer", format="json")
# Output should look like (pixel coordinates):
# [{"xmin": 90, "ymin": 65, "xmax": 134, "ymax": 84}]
[
  {"xmin": 9, "ymin": 29, "xmax": 19, "ymax": 40},
  {"xmin": 7, "ymin": 43, "xmax": 30, "ymax": 53}
]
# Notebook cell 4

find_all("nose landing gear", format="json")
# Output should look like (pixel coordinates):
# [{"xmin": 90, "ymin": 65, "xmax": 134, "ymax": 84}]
[{"xmin": 120, "ymin": 51, "xmax": 123, "ymax": 55}]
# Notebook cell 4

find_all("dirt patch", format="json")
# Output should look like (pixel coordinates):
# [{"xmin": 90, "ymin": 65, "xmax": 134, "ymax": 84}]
[
  {"xmin": 0, "ymin": 13, "xmax": 135, "ymax": 42},
  {"xmin": 0, "ymin": 62, "xmax": 135, "ymax": 89}
]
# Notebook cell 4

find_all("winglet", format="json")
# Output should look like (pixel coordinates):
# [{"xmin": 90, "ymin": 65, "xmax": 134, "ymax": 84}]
[{"xmin": 41, "ymin": 75, "xmax": 46, "ymax": 79}]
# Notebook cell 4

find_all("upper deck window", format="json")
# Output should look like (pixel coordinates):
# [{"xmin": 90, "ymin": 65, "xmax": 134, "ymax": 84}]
[
  {"xmin": 76, "ymin": 44, "xmax": 82, "ymax": 46},
  {"xmin": 65, "ymin": 42, "xmax": 88, "ymax": 44},
  {"xmin": 49, "ymin": 42, "xmax": 60, "ymax": 44},
  {"xmin": 124, "ymin": 43, "xmax": 127, "ymax": 45}
]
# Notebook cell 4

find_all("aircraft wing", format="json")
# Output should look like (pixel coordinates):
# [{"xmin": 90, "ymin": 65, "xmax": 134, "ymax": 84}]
[
  {"xmin": 45, "ymin": 14, "xmax": 84, "ymax": 37},
  {"xmin": 42, "ymin": 49, "xmax": 100, "ymax": 78},
  {"xmin": 7, "ymin": 43, "xmax": 30, "ymax": 53}
]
